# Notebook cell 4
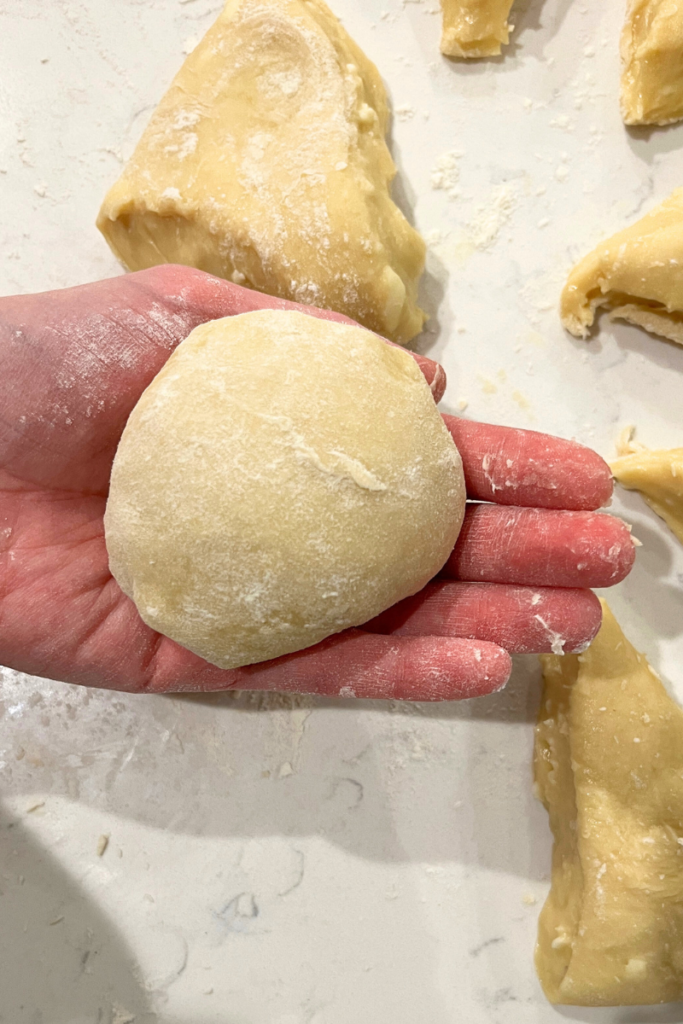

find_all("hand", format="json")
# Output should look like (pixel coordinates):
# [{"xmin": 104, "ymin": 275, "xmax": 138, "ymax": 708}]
[{"xmin": 0, "ymin": 266, "xmax": 634, "ymax": 701}]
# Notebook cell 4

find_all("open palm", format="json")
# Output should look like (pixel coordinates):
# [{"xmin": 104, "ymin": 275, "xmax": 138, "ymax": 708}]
[{"xmin": 0, "ymin": 266, "xmax": 634, "ymax": 700}]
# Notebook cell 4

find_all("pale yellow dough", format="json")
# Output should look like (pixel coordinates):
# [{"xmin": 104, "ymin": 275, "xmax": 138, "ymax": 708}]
[
  {"xmin": 621, "ymin": 0, "xmax": 683, "ymax": 125},
  {"xmin": 104, "ymin": 311, "xmax": 465, "ymax": 670},
  {"xmin": 440, "ymin": 0, "xmax": 515, "ymax": 57},
  {"xmin": 561, "ymin": 188, "xmax": 683, "ymax": 345},
  {"xmin": 611, "ymin": 437, "xmax": 683, "ymax": 545},
  {"xmin": 97, "ymin": 0, "xmax": 426, "ymax": 345},
  {"xmin": 535, "ymin": 603, "xmax": 683, "ymax": 1006}
]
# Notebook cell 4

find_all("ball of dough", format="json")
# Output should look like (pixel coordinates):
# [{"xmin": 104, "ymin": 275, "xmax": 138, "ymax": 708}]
[{"xmin": 104, "ymin": 310, "xmax": 465, "ymax": 669}]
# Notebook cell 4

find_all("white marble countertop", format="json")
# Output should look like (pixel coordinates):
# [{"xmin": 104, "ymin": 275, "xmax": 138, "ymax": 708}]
[{"xmin": 1, "ymin": 1, "xmax": 683, "ymax": 1022}]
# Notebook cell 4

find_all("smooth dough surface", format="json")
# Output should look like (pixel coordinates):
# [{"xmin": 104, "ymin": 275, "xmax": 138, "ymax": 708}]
[
  {"xmin": 561, "ymin": 188, "xmax": 683, "ymax": 345},
  {"xmin": 621, "ymin": 0, "xmax": 683, "ymax": 125},
  {"xmin": 535, "ymin": 602, "xmax": 683, "ymax": 1006},
  {"xmin": 104, "ymin": 311, "xmax": 465, "ymax": 670},
  {"xmin": 97, "ymin": 0, "xmax": 426, "ymax": 345},
  {"xmin": 612, "ymin": 439, "xmax": 683, "ymax": 545},
  {"xmin": 440, "ymin": 0, "xmax": 515, "ymax": 56}
]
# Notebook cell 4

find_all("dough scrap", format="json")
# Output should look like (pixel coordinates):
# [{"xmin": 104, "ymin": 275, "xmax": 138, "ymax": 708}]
[
  {"xmin": 621, "ymin": 0, "xmax": 683, "ymax": 125},
  {"xmin": 561, "ymin": 188, "xmax": 683, "ymax": 345},
  {"xmin": 440, "ymin": 0, "xmax": 515, "ymax": 57},
  {"xmin": 97, "ymin": 0, "xmax": 426, "ymax": 345},
  {"xmin": 611, "ymin": 435, "xmax": 683, "ymax": 545},
  {"xmin": 104, "ymin": 310, "xmax": 465, "ymax": 669},
  {"xmin": 535, "ymin": 602, "xmax": 683, "ymax": 1006}
]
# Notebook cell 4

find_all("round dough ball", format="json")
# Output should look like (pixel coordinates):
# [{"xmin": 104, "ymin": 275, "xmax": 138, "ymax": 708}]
[{"xmin": 104, "ymin": 310, "xmax": 465, "ymax": 669}]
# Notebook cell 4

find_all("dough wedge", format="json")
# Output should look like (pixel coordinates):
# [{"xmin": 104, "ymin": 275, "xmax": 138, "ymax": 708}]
[
  {"xmin": 561, "ymin": 189, "xmax": 683, "ymax": 345},
  {"xmin": 621, "ymin": 0, "xmax": 683, "ymax": 126},
  {"xmin": 98, "ymin": 0, "xmax": 426, "ymax": 344},
  {"xmin": 440, "ymin": 0, "xmax": 515, "ymax": 57},
  {"xmin": 612, "ymin": 437, "xmax": 683, "ymax": 545},
  {"xmin": 535, "ymin": 603, "xmax": 683, "ymax": 1005}
]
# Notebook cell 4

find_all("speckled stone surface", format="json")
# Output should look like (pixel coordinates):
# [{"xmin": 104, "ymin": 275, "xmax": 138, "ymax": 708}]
[{"xmin": 1, "ymin": 1, "xmax": 683, "ymax": 1021}]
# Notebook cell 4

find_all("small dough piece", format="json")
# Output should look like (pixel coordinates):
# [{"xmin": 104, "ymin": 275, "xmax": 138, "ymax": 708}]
[
  {"xmin": 97, "ymin": 0, "xmax": 426, "ymax": 344},
  {"xmin": 440, "ymin": 0, "xmax": 515, "ymax": 57},
  {"xmin": 612, "ymin": 436, "xmax": 683, "ymax": 544},
  {"xmin": 535, "ymin": 602, "xmax": 683, "ymax": 1006},
  {"xmin": 561, "ymin": 188, "xmax": 683, "ymax": 345},
  {"xmin": 621, "ymin": 0, "xmax": 683, "ymax": 126},
  {"xmin": 104, "ymin": 311, "xmax": 465, "ymax": 670}
]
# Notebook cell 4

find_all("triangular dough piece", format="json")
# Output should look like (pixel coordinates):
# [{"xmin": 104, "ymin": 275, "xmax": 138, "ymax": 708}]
[
  {"xmin": 621, "ymin": 0, "xmax": 683, "ymax": 125},
  {"xmin": 535, "ymin": 602, "xmax": 683, "ymax": 1006},
  {"xmin": 612, "ymin": 442, "xmax": 683, "ymax": 545},
  {"xmin": 561, "ymin": 188, "xmax": 683, "ymax": 345},
  {"xmin": 440, "ymin": 0, "xmax": 515, "ymax": 57},
  {"xmin": 97, "ymin": 0, "xmax": 426, "ymax": 344}
]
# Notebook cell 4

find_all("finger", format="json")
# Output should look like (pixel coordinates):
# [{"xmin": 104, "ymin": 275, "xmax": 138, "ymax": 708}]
[
  {"xmin": 413, "ymin": 355, "xmax": 446, "ymax": 403},
  {"xmin": 142, "ymin": 630, "xmax": 512, "ymax": 701},
  {"xmin": 444, "ymin": 504, "xmax": 636, "ymax": 588},
  {"xmin": 139, "ymin": 266, "xmax": 447, "ymax": 400},
  {"xmin": 366, "ymin": 581, "xmax": 602, "ymax": 654},
  {"xmin": 444, "ymin": 417, "xmax": 613, "ymax": 510}
]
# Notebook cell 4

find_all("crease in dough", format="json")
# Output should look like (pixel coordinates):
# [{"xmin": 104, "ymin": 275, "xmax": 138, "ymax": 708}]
[
  {"xmin": 561, "ymin": 188, "xmax": 683, "ymax": 346},
  {"xmin": 611, "ymin": 429, "xmax": 683, "ymax": 544},
  {"xmin": 440, "ymin": 0, "xmax": 516, "ymax": 57},
  {"xmin": 621, "ymin": 0, "xmax": 683, "ymax": 126},
  {"xmin": 535, "ymin": 602, "xmax": 683, "ymax": 1006},
  {"xmin": 97, "ymin": 0, "xmax": 426, "ymax": 344}
]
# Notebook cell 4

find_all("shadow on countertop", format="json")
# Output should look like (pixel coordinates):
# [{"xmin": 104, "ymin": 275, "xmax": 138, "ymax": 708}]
[
  {"xmin": 0, "ymin": 805, "xmax": 159, "ymax": 1024},
  {"xmin": 0, "ymin": 653, "xmax": 547, "ymax": 883}
]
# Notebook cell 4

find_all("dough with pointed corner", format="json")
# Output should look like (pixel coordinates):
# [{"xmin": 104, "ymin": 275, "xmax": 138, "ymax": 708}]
[
  {"xmin": 561, "ymin": 189, "xmax": 683, "ymax": 345},
  {"xmin": 612, "ymin": 437, "xmax": 683, "ymax": 544},
  {"xmin": 97, "ymin": 0, "xmax": 426, "ymax": 344},
  {"xmin": 104, "ymin": 311, "xmax": 465, "ymax": 670},
  {"xmin": 535, "ymin": 603, "xmax": 683, "ymax": 1005},
  {"xmin": 439, "ymin": 0, "xmax": 515, "ymax": 57},
  {"xmin": 621, "ymin": 0, "xmax": 683, "ymax": 125}
]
